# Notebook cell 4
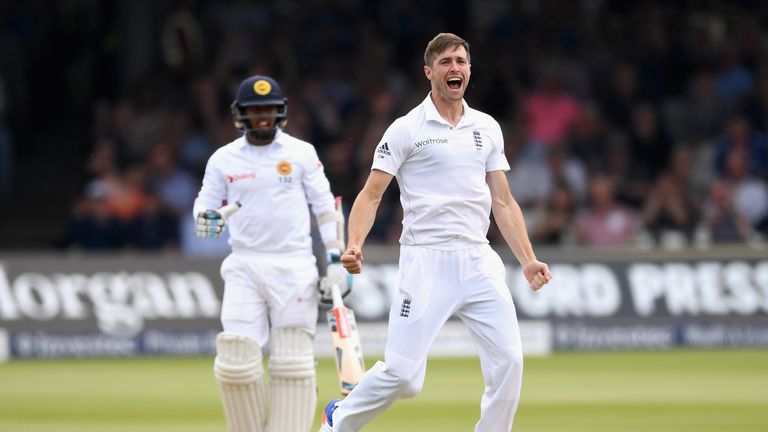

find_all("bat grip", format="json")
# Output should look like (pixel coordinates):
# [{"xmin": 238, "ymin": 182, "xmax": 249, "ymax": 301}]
[
  {"xmin": 218, "ymin": 201, "xmax": 242, "ymax": 219},
  {"xmin": 331, "ymin": 284, "xmax": 344, "ymax": 308}
]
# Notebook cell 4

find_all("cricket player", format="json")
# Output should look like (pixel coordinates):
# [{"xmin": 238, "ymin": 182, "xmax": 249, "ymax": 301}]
[
  {"xmin": 194, "ymin": 75, "xmax": 349, "ymax": 432},
  {"xmin": 319, "ymin": 33, "xmax": 552, "ymax": 432}
]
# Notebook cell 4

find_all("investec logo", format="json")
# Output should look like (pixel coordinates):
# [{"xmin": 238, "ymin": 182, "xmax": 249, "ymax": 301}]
[{"xmin": 414, "ymin": 137, "xmax": 447, "ymax": 148}]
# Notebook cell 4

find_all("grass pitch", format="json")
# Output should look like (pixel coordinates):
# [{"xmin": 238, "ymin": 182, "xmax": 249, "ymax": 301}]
[{"xmin": 0, "ymin": 350, "xmax": 766, "ymax": 431}]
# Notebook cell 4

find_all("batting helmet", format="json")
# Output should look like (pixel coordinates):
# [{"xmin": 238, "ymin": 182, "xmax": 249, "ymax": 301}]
[{"xmin": 231, "ymin": 75, "xmax": 288, "ymax": 143}]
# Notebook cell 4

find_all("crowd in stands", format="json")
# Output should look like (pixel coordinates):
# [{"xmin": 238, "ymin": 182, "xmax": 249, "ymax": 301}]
[{"xmin": 40, "ymin": 1, "xmax": 768, "ymax": 254}]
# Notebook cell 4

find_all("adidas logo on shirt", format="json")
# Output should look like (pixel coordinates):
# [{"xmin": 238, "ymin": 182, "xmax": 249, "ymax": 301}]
[{"xmin": 376, "ymin": 142, "xmax": 391, "ymax": 158}]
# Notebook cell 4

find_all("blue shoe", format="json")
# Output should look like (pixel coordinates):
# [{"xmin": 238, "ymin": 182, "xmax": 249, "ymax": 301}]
[{"xmin": 319, "ymin": 399, "xmax": 341, "ymax": 431}]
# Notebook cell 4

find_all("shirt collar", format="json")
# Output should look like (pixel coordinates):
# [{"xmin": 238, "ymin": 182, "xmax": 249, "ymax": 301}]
[{"xmin": 422, "ymin": 92, "xmax": 476, "ymax": 127}]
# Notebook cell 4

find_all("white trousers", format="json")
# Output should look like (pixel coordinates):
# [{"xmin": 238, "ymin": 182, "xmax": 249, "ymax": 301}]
[
  {"xmin": 334, "ymin": 244, "xmax": 523, "ymax": 432},
  {"xmin": 219, "ymin": 251, "xmax": 319, "ymax": 347}
]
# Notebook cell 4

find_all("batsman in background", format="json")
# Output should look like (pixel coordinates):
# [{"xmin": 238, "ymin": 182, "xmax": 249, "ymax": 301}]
[
  {"xmin": 320, "ymin": 33, "xmax": 552, "ymax": 432},
  {"xmin": 193, "ymin": 75, "xmax": 350, "ymax": 432}
]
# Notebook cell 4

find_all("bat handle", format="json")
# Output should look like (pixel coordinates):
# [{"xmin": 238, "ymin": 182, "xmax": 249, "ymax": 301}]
[
  {"xmin": 331, "ymin": 284, "xmax": 344, "ymax": 308},
  {"xmin": 218, "ymin": 200, "xmax": 242, "ymax": 219}
]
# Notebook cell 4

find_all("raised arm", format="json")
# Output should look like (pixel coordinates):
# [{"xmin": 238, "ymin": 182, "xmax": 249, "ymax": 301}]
[
  {"xmin": 341, "ymin": 169, "xmax": 394, "ymax": 274},
  {"xmin": 487, "ymin": 170, "xmax": 552, "ymax": 291}
]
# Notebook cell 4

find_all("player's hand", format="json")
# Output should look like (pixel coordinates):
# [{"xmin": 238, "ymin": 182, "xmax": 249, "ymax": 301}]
[
  {"xmin": 341, "ymin": 245, "xmax": 363, "ymax": 274},
  {"xmin": 319, "ymin": 250, "xmax": 352, "ymax": 304},
  {"xmin": 523, "ymin": 260, "xmax": 552, "ymax": 291},
  {"xmin": 195, "ymin": 209, "xmax": 227, "ymax": 238}
]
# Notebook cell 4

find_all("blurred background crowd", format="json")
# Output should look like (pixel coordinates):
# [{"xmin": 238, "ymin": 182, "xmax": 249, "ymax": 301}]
[{"xmin": 1, "ymin": 0, "xmax": 768, "ymax": 255}]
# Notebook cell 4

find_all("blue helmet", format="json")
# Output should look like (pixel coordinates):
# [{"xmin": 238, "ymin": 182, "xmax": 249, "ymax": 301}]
[{"xmin": 231, "ymin": 75, "xmax": 288, "ymax": 143}]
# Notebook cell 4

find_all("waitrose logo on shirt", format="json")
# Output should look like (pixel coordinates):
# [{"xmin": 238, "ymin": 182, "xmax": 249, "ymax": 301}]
[{"xmin": 414, "ymin": 138, "xmax": 448, "ymax": 148}]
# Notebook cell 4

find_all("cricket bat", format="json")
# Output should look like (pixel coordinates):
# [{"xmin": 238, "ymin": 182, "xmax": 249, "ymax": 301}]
[
  {"xmin": 218, "ymin": 200, "xmax": 242, "ymax": 219},
  {"xmin": 327, "ymin": 196, "xmax": 365, "ymax": 395}
]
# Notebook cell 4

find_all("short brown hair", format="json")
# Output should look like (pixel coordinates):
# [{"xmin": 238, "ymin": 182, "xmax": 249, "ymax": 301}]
[{"xmin": 424, "ymin": 33, "xmax": 470, "ymax": 67}]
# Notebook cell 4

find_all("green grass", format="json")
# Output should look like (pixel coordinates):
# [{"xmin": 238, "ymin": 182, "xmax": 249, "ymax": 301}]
[{"xmin": 0, "ymin": 350, "xmax": 767, "ymax": 431}]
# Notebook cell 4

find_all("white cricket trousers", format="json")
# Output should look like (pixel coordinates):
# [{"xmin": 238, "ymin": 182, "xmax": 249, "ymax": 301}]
[
  {"xmin": 219, "ymin": 251, "xmax": 319, "ymax": 347},
  {"xmin": 333, "ymin": 244, "xmax": 523, "ymax": 432}
]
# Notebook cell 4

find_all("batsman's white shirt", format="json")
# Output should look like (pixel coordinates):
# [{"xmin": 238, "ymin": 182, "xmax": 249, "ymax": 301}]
[
  {"xmin": 194, "ymin": 130, "xmax": 334, "ymax": 345},
  {"xmin": 193, "ymin": 129, "xmax": 335, "ymax": 255},
  {"xmin": 372, "ymin": 94, "xmax": 510, "ymax": 248}
]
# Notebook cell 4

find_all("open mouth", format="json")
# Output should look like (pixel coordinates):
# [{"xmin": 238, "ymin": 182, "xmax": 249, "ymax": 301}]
[{"xmin": 447, "ymin": 77, "xmax": 462, "ymax": 90}]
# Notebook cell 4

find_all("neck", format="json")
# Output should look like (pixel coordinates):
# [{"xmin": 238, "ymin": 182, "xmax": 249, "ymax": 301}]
[
  {"xmin": 247, "ymin": 138, "xmax": 271, "ymax": 146},
  {"xmin": 430, "ymin": 92, "xmax": 463, "ymax": 126}
]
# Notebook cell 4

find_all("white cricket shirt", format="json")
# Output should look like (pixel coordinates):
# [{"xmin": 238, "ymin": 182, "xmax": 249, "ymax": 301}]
[
  {"xmin": 193, "ymin": 129, "xmax": 335, "ymax": 255},
  {"xmin": 372, "ymin": 94, "xmax": 510, "ymax": 248}
]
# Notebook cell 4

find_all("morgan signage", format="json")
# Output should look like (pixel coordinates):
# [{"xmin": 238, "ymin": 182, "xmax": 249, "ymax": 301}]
[{"xmin": 0, "ymin": 264, "xmax": 220, "ymax": 336}]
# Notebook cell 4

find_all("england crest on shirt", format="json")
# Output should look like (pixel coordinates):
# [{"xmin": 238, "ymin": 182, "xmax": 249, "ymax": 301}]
[{"xmin": 473, "ymin": 130, "xmax": 483, "ymax": 151}]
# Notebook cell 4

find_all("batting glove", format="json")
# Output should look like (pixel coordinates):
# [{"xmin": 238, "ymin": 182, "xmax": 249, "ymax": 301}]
[
  {"xmin": 195, "ymin": 209, "xmax": 227, "ymax": 238},
  {"xmin": 319, "ymin": 250, "xmax": 352, "ymax": 304}
]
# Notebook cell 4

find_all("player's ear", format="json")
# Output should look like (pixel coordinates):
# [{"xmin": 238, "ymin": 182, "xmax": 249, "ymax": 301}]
[{"xmin": 424, "ymin": 65, "xmax": 432, "ymax": 81}]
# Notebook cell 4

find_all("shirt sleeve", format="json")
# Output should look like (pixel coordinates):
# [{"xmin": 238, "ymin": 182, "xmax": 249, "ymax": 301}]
[
  {"xmin": 485, "ymin": 119, "xmax": 510, "ymax": 172},
  {"xmin": 371, "ymin": 119, "xmax": 410, "ymax": 175},
  {"xmin": 302, "ymin": 144, "xmax": 335, "ymax": 217},
  {"xmin": 192, "ymin": 153, "xmax": 227, "ymax": 219}
]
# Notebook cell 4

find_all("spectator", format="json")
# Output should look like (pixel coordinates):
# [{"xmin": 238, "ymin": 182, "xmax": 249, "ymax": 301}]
[
  {"xmin": 575, "ymin": 175, "xmax": 640, "ymax": 246},
  {"xmin": 722, "ymin": 148, "xmax": 768, "ymax": 227},
  {"xmin": 640, "ymin": 171, "xmax": 698, "ymax": 247},
  {"xmin": 602, "ymin": 102, "xmax": 673, "ymax": 208},
  {"xmin": 715, "ymin": 48, "xmax": 753, "ymax": 103},
  {"xmin": 599, "ymin": 62, "xmax": 642, "ymax": 131},
  {"xmin": 104, "ymin": 166, "xmax": 148, "ymax": 222},
  {"xmin": 145, "ymin": 144, "xmax": 197, "ymax": 217},
  {"xmin": 628, "ymin": 103, "xmax": 672, "ymax": 185},
  {"xmin": 743, "ymin": 68, "xmax": 768, "ymax": 133},
  {"xmin": 604, "ymin": 138, "xmax": 648, "ymax": 208},
  {"xmin": 531, "ymin": 182, "xmax": 578, "ymax": 245},
  {"xmin": 125, "ymin": 192, "xmax": 179, "ymax": 251},
  {"xmin": 506, "ymin": 151, "xmax": 549, "ymax": 209},
  {"xmin": 56, "ymin": 191, "xmax": 125, "ymax": 251},
  {"xmin": 522, "ymin": 62, "xmax": 582, "ymax": 148},
  {"xmin": 682, "ymin": 68, "xmax": 728, "ymax": 142},
  {"xmin": 714, "ymin": 113, "xmax": 768, "ymax": 178},
  {"xmin": 700, "ymin": 178, "xmax": 751, "ymax": 244},
  {"xmin": 505, "ymin": 123, "xmax": 550, "ymax": 209},
  {"xmin": 542, "ymin": 147, "xmax": 588, "ymax": 204},
  {"xmin": 669, "ymin": 146, "xmax": 711, "ymax": 203},
  {"xmin": 566, "ymin": 101, "xmax": 612, "ymax": 173}
]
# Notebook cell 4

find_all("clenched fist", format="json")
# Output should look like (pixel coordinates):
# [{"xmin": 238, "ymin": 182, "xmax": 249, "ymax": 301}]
[
  {"xmin": 318, "ymin": 251, "xmax": 352, "ymax": 304},
  {"xmin": 523, "ymin": 260, "xmax": 552, "ymax": 291},
  {"xmin": 340, "ymin": 245, "xmax": 363, "ymax": 274}
]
